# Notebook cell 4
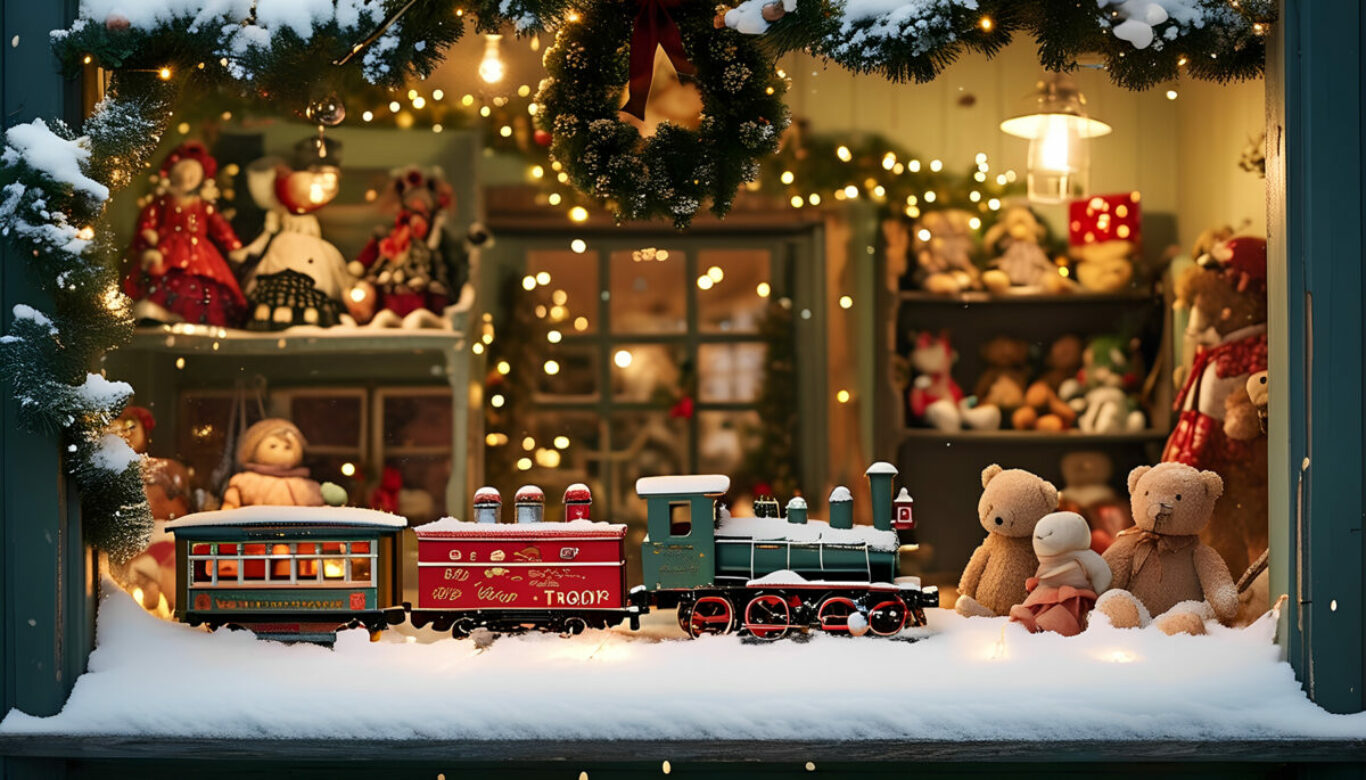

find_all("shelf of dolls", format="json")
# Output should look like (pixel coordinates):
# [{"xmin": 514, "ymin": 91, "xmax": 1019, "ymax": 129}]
[
  {"xmin": 896, "ymin": 289, "xmax": 1159, "ymax": 306},
  {"xmin": 897, "ymin": 427, "xmax": 1169, "ymax": 444},
  {"xmin": 124, "ymin": 320, "xmax": 469, "ymax": 357}
]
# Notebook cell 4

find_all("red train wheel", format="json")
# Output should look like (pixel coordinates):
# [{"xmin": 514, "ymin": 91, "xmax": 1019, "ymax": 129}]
[
  {"xmin": 687, "ymin": 596, "xmax": 735, "ymax": 638},
  {"xmin": 868, "ymin": 596, "xmax": 908, "ymax": 636},
  {"xmin": 816, "ymin": 596, "xmax": 860, "ymax": 633},
  {"xmin": 743, "ymin": 594, "xmax": 792, "ymax": 640}
]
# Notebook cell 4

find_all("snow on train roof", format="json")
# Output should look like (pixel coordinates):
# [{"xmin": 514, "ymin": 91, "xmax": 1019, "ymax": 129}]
[
  {"xmin": 635, "ymin": 474, "xmax": 730, "ymax": 496},
  {"xmin": 165, "ymin": 506, "xmax": 407, "ymax": 530},
  {"xmin": 415, "ymin": 517, "xmax": 627, "ymax": 536},
  {"xmin": 715, "ymin": 515, "xmax": 899, "ymax": 552}
]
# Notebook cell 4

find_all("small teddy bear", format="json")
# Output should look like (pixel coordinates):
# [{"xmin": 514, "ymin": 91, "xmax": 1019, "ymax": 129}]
[
  {"xmin": 1009, "ymin": 511, "xmax": 1112, "ymax": 636},
  {"xmin": 221, "ymin": 419, "xmax": 345, "ymax": 509},
  {"xmin": 973, "ymin": 336, "xmax": 1030, "ymax": 412},
  {"xmin": 956, "ymin": 464, "xmax": 1060, "ymax": 617},
  {"xmin": 1095, "ymin": 462, "xmax": 1238, "ymax": 635}
]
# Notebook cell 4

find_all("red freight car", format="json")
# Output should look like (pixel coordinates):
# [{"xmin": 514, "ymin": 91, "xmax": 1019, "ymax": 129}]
[{"xmin": 408, "ymin": 485, "xmax": 643, "ymax": 636}]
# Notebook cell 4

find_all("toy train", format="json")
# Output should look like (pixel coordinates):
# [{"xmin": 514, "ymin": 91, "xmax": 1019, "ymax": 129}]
[{"xmin": 166, "ymin": 462, "xmax": 937, "ymax": 642}]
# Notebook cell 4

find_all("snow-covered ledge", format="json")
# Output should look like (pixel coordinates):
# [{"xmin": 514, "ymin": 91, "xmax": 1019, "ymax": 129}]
[{"xmin": 1, "ymin": 582, "xmax": 1363, "ymax": 759}]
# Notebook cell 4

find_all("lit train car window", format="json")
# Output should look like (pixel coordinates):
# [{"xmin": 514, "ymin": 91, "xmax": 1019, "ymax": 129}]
[{"xmin": 186, "ymin": 541, "xmax": 377, "ymax": 587}]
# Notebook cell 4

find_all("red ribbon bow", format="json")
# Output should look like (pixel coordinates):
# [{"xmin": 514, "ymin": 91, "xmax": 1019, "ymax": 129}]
[{"xmin": 622, "ymin": 0, "xmax": 697, "ymax": 120}]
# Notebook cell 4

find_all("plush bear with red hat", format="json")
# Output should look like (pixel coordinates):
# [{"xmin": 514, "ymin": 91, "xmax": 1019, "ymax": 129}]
[
  {"xmin": 124, "ymin": 141, "xmax": 246, "ymax": 327},
  {"xmin": 1162, "ymin": 233, "xmax": 1268, "ymax": 580}
]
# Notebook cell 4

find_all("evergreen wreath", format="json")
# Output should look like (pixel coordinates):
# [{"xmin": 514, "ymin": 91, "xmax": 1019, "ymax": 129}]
[{"xmin": 535, "ymin": 0, "xmax": 790, "ymax": 228}]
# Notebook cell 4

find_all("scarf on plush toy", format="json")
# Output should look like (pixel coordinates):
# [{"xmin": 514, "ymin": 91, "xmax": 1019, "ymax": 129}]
[{"xmin": 1117, "ymin": 525, "xmax": 1198, "ymax": 581}]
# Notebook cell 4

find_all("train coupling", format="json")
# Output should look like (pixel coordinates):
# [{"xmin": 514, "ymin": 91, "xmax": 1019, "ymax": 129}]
[{"xmin": 918, "ymin": 586, "xmax": 940, "ymax": 609}]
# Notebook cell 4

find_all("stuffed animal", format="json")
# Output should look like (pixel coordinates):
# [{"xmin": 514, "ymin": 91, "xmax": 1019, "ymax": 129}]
[
  {"xmin": 123, "ymin": 141, "xmax": 246, "ymax": 326},
  {"xmin": 1008, "ymin": 511, "xmax": 1112, "ymax": 636},
  {"xmin": 956, "ymin": 464, "xmax": 1059, "ymax": 617},
  {"xmin": 221, "ymin": 418, "xmax": 345, "ymax": 509},
  {"xmin": 348, "ymin": 167, "xmax": 483, "ymax": 328},
  {"xmin": 1095, "ymin": 462, "xmax": 1238, "ymax": 635},
  {"xmin": 1070, "ymin": 239, "xmax": 1135, "ymax": 293},
  {"xmin": 1013, "ymin": 335, "xmax": 1083, "ymax": 431},
  {"xmin": 235, "ymin": 139, "xmax": 358, "ymax": 330},
  {"xmin": 980, "ymin": 206, "xmax": 1069, "ymax": 294},
  {"xmin": 1069, "ymin": 335, "xmax": 1146, "ymax": 432},
  {"xmin": 907, "ymin": 331, "xmax": 1000, "ymax": 431},
  {"xmin": 105, "ymin": 405, "xmax": 192, "ymax": 612},
  {"xmin": 973, "ymin": 336, "xmax": 1029, "ymax": 411},
  {"xmin": 1056, "ymin": 450, "xmax": 1132, "ymax": 552},
  {"xmin": 910, "ymin": 210, "xmax": 980, "ymax": 295},
  {"xmin": 1163, "ymin": 235, "xmax": 1268, "ymax": 576}
]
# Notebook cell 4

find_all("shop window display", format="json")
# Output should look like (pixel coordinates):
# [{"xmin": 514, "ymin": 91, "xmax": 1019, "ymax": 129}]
[{"xmin": 3, "ymin": 0, "xmax": 1363, "ymax": 764}]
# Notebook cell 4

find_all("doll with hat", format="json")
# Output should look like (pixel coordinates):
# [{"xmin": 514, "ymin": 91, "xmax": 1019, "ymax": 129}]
[
  {"xmin": 221, "ymin": 418, "xmax": 344, "ymax": 509},
  {"xmin": 123, "ymin": 141, "xmax": 246, "ymax": 327},
  {"xmin": 346, "ymin": 166, "xmax": 485, "ymax": 328},
  {"xmin": 235, "ymin": 137, "xmax": 359, "ymax": 330}
]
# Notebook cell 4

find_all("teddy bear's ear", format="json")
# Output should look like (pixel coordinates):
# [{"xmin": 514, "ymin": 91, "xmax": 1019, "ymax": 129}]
[
  {"xmin": 1040, "ymin": 479, "xmax": 1059, "ymax": 507},
  {"xmin": 981, "ymin": 464, "xmax": 1004, "ymax": 488},
  {"xmin": 1201, "ymin": 469, "xmax": 1225, "ymax": 500},
  {"xmin": 1127, "ymin": 465, "xmax": 1152, "ymax": 495}
]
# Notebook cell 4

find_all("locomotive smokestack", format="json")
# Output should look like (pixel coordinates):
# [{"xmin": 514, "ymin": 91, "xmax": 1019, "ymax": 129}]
[
  {"xmin": 828, "ymin": 486, "xmax": 853, "ymax": 529},
  {"xmin": 786, "ymin": 496, "xmax": 808, "ymax": 524},
  {"xmin": 865, "ymin": 462, "xmax": 898, "ymax": 531},
  {"xmin": 563, "ymin": 483, "xmax": 592, "ymax": 521},
  {"xmin": 473, "ymin": 486, "xmax": 502, "ymax": 523},
  {"xmin": 514, "ymin": 485, "xmax": 545, "ymax": 523}
]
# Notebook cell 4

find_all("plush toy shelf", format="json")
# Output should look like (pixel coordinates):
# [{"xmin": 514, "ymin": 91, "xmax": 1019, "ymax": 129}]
[
  {"xmin": 125, "ymin": 322, "xmax": 469, "ymax": 357},
  {"xmin": 898, "ymin": 428, "xmax": 1170, "ymax": 444},
  {"xmin": 896, "ymin": 289, "xmax": 1160, "ymax": 306}
]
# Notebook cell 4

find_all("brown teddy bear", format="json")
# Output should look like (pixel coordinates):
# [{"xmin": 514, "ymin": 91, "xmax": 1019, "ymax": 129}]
[
  {"xmin": 1095, "ymin": 462, "xmax": 1238, "ymax": 635},
  {"xmin": 1012, "ymin": 335, "xmax": 1081, "ymax": 431},
  {"xmin": 911, "ymin": 209, "xmax": 981, "ymax": 295},
  {"xmin": 956, "ymin": 464, "xmax": 1060, "ymax": 617},
  {"xmin": 1070, "ymin": 240, "xmax": 1135, "ymax": 293},
  {"xmin": 974, "ymin": 336, "xmax": 1030, "ymax": 411}
]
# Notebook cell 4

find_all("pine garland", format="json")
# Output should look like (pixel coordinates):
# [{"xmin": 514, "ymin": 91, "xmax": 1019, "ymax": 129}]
[
  {"xmin": 535, "ymin": 0, "xmax": 790, "ymax": 227},
  {"xmin": 725, "ymin": 0, "xmax": 1273, "ymax": 91}
]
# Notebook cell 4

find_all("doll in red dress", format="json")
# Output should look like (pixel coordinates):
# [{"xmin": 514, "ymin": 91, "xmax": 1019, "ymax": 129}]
[{"xmin": 124, "ymin": 141, "xmax": 246, "ymax": 327}]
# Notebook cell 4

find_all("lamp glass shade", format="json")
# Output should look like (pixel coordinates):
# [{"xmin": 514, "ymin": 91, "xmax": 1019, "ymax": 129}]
[{"xmin": 1000, "ymin": 72, "xmax": 1112, "ymax": 203}]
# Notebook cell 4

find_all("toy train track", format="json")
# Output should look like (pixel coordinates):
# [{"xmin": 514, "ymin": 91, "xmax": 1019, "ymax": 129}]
[{"xmin": 165, "ymin": 463, "xmax": 937, "ymax": 643}]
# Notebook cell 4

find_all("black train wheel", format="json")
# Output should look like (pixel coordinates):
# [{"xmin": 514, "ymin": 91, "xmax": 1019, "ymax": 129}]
[{"xmin": 867, "ymin": 595, "xmax": 908, "ymax": 636}]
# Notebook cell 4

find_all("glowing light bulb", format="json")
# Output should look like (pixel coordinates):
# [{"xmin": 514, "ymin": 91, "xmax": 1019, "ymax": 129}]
[
  {"xmin": 340, "ymin": 462, "xmax": 357, "ymax": 477},
  {"xmin": 478, "ymin": 34, "xmax": 505, "ymax": 84},
  {"xmin": 614, "ymin": 350, "xmax": 633, "ymax": 368},
  {"xmin": 756, "ymin": 282, "xmax": 771, "ymax": 298}
]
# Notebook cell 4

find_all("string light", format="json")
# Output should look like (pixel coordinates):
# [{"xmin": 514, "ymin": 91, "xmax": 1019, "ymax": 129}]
[
  {"xmin": 756, "ymin": 282, "xmax": 771, "ymax": 298},
  {"xmin": 554, "ymin": 436, "xmax": 570, "ymax": 449},
  {"xmin": 614, "ymin": 350, "xmax": 633, "ymax": 368},
  {"xmin": 836, "ymin": 389, "xmax": 851, "ymax": 403},
  {"xmin": 569, "ymin": 206, "xmax": 589, "ymax": 222},
  {"xmin": 839, "ymin": 295, "xmax": 853, "ymax": 309},
  {"xmin": 836, "ymin": 145, "xmax": 853, "ymax": 162},
  {"xmin": 479, "ymin": 34, "xmax": 506, "ymax": 84},
  {"xmin": 157, "ymin": 67, "xmax": 172, "ymax": 80},
  {"xmin": 543, "ymin": 360, "xmax": 560, "ymax": 375},
  {"xmin": 536, "ymin": 271, "xmax": 551, "ymax": 285},
  {"xmin": 570, "ymin": 238, "xmax": 587, "ymax": 253},
  {"xmin": 979, "ymin": 15, "xmax": 993, "ymax": 32}
]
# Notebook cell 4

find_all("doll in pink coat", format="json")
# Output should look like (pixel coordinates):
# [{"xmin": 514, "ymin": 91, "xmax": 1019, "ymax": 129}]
[{"xmin": 221, "ymin": 419, "xmax": 324, "ymax": 509}]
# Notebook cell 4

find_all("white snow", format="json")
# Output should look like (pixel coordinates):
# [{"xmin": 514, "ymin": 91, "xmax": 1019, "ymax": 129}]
[
  {"xmin": 828, "ymin": 486, "xmax": 853, "ymax": 502},
  {"xmin": 11, "ymin": 304, "xmax": 56, "ymax": 335},
  {"xmin": 74, "ymin": 372, "xmax": 133, "ymax": 408},
  {"xmin": 415, "ymin": 517, "xmax": 627, "ymax": 535},
  {"xmin": 165, "ymin": 506, "xmax": 407, "ymax": 530},
  {"xmin": 4, "ymin": 580, "xmax": 1365, "ymax": 741},
  {"xmin": 636, "ymin": 474, "xmax": 731, "ymax": 496},
  {"xmin": 865, "ymin": 461, "xmax": 898, "ymax": 475},
  {"xmin": 724, "ymin": 0, "xmax": 797, "ymax": 34},
  {"xmin": 1, "ymin": 120, "xmax": 108, "ymax": 202},
  {"xmin": 717, "ymin": 516, "xmax": 899, "ymax": 552},
  {"xmin": 90, "ymin": 433, "xmax": 142, "ymax": 473}
]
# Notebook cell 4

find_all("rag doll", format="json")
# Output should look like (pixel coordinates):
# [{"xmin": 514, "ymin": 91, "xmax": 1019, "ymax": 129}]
[
  {"xmin": 348, "ymin": 167, "xmax": 479, "ymax": 328},
  {"xmin": 123, "ymin": 141, "xmax": 246, "ymax": 326},
  {"xmin": 908, "ymin": 331, "xmax": 1000, "ymax": 431},
  {"xmin": 1009, "ymin": 511, "xmax": 1111, "ymax": 636},
  {"xmin": 236, "ymin": 138, "xmax": 357, "ymax": 330},
  {"xmin": 222, "ymin": 418, "xmax": 336, "ymax": 508}
]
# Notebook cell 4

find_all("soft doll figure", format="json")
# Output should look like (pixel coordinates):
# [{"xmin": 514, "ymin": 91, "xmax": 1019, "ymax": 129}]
[
  {"xmin": 1095, "ymin": 462, "xmax": 1239, "ymax": 635},
  {"xmin": 1009, "ymin": 511, "xmax": 1111, "ymax": 636},
  {"xmin": 124, "ymin": 141, "xmax": 246, "ymax": 326},
  {"xmin": 956, "ymin": 464, "xmax": 1059, "ymax": 617},
  {"xmin": 235, "ymin": 140, "xmax": 357, "ymax": 330},
  {"xmin": 221, "ymin": 418, "xmax": 326, "ymax": 509}
]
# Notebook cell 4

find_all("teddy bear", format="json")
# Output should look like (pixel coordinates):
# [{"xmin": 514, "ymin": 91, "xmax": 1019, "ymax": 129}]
[
  {"xmin": 1008, "ymin": 511, "xmax": 1112, "ymax": 636},
  {"xmin": 1163, "ymin": 235, "xmax": 1268, "ymax": 577},
  {"xmin": 956, "ymin": 464, "xmax": 1060, "ymax": 617},
  {"xmin": 909, "ymin": 210, "xmax": 981, "ymax": 295},
  {"xmin": 907, "ymin": 331, "xmax": 1001, "ymax": 431},
  {"xmin": 221, "ymin": 418, "xmax": 346, "ymax": 509},
  {"xmin": 1013, "ymin": 335, "xmax": 1083, "ymax": 431},
  {"xmin": 1095, "ymin": 462, "xmax": 1239, "ymax": 635},
  {"xmin": 1056, "ymin": 450, "xmax": 1132, "ymax": 552},
  {"xmin": 973, "ymin": 336, "xmax": 1030, "ymax": 412},
  {"xmin": 980, "ymin": 206, "xmax": 1071, "ymax": 295},
  {"xmin": 1070, "ymin": 239, "xmax": 1135, "ymax": 293}
]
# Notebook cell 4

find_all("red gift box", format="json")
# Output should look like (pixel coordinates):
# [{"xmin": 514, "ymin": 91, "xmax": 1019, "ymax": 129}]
[{"xmin": 1069, "ymin": 192, "xmax": 1141, "ymax": 248}]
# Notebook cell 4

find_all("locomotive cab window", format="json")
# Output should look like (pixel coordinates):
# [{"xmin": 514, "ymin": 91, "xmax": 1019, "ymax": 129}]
[{"xmin": 668, "ymin": 502, "xmax": 693, "ymax": 536}]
